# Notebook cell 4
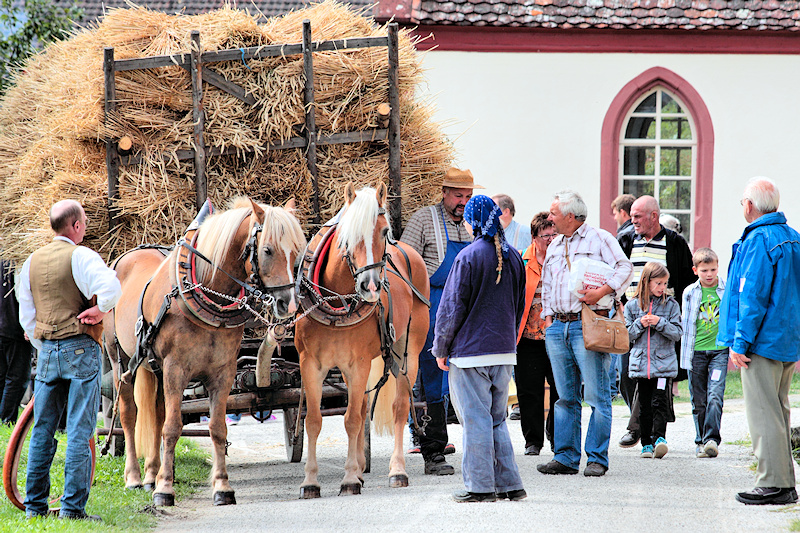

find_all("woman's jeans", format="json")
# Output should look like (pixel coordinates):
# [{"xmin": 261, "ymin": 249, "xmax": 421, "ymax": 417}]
[
  {"xmin": 24, "ymin": 335, "xmax": 101, "ymax": 518},
  {"xmin": 688, "ymin": 349, "xmax": 728, "ymax": 445},
  {"xmin": 546, "ymin": 320, "xmax": 612, "ymax": 469},
  {"xmin": 449, "ymin": 363, "xmax": 523, "ymax": 494}
]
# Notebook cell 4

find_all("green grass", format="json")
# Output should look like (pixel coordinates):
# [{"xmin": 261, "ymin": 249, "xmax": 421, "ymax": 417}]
[{"xmin": 0, "ymin": 416, "xmax": 210, "ymax": 532}]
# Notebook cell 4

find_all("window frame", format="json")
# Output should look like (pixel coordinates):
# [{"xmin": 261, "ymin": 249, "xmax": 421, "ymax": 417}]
[{"xmin": 600, "ymin": 67, "xmax": 714, "ymax": 250}]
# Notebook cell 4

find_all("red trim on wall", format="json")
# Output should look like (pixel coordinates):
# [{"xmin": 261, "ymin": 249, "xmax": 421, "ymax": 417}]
[
  {"xmin": 599, "ymin": 67, "xmax": 714, "ymax": 250},
  {"xmin": 409, "ymin": 26, "xmax": 800, "ymax": 55}
]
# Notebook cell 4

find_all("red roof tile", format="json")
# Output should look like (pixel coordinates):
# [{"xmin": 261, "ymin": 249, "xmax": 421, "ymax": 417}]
[{"xmin": 383, "ymin": 0, "xmax": 800, "ymax": 30}]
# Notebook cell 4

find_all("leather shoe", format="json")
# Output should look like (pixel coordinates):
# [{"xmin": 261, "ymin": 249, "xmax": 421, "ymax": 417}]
[
  {"xmin": 509, "ymin": 405, "xmax": 521, "ymax": 420},
  {"xmin": 60, "ymin": 513, "xmax": 103, "ymax": 522},
  {"xmin": 536, "ymin": 459, "xmax": 578, "ymax": 475},
  {"xmin": 424, "ymin": 453, "xmax": 455, "ymax": 475},
  {"xmin": 584, "ymin": 462, "xmax": 608, "ymax": 477},
  {"xmin": 452, "ymin": 490, "xmax": 496, "ymax": 502},
  {"xmin": 735, "ymin": 487, "xmax": 798, "ymax": 505},
  {"xmin": 524, "ymin": 445, "xmax": 541, "ymax": 456},
  {"xmin": 619, "ymin": 430, "xmax": 640, "ymax": 448},
  {"xmin": 497, "ymin": 489, "xmax": 527, "ymax": 501}
]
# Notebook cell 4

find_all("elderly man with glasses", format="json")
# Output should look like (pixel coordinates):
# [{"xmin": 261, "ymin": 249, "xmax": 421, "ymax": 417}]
[{"xmin": 513, "ymin": 211, "xmax": 559, "ymax": 456}]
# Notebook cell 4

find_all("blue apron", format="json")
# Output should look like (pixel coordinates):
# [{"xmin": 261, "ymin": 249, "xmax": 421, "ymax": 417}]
[{"xmin": 418, "ymin": 209, "xmax": 469, "ymax": 404}]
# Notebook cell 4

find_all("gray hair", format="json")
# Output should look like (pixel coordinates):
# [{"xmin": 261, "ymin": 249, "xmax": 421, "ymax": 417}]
[
  {"xmin": 492, "ymin": 194, "xmax": 515, "ymax": 216},
  {"xmin": 744, "ymin": 176, "xmax": 780, "ymax": 214},
  {"xmin": 554, "ymin": 190, "xmax": 587, "ymax": 221}
]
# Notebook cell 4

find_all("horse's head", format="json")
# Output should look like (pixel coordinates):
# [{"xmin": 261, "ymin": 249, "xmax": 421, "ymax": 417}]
[
  {"xmin": 336, "ymin": 182, "xmax": 391, "ymax": 303},
  {"xmin": 245, "ymin": 198, "xmax": 306, "ymax": 319}
]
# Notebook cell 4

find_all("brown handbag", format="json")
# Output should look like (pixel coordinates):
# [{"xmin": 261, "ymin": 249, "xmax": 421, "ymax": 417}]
[{"xmin": 581, "ymin": 301, "xmax": 629, "ymax": 354}]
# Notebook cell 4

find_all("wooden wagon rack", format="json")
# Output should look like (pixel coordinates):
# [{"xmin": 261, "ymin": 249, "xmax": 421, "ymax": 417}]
[{"xmin": 103, "ymin": 20, "xmax": 404, "ymax": 237}]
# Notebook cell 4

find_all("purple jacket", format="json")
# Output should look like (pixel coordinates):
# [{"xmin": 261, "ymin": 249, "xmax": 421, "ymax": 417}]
[{"xmin": 431, "ymin": 238, "xmax": 526, "ymax": 360}]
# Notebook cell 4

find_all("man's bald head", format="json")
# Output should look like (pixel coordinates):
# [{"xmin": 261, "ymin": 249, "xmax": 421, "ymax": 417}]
[
  {"xmin": 630, "ymin": 195, "xmax": 662, "ymax": 240},
  {"xmin": 50, "ymin": 200, "xmax": 86, "ymax": 241}
]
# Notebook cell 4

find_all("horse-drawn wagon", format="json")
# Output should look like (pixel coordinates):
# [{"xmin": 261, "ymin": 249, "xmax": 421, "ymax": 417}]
[{"xmin": 2, "ymin": 2, "xmax": 446, "ymax": 509}]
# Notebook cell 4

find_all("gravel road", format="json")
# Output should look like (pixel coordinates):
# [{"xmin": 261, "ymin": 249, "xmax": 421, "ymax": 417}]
[{"xmin": 155, "ymin": 396, "xmax": 800, "ymax": 532}]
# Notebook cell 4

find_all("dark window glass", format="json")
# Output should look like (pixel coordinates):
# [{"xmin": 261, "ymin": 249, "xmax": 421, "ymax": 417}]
[
  {"xmin": 625, "ymin": 116, "xmax": 656, "ymax": 139},
  {"xmin": 634, "ymin": 93, "xmax": 657, "ymax": 113},
  {"xmin": 624, "ymin": 146, "xmax": 655, "ymax": 176},
  {"xmin": 661, "ymin": 93, "xmax": 682, "ymax": 114},
  {"xmin": 659, "ymin": 180, "xmax": 692, "ymax": 210},
  {"xmin": 623, "ymin": 179, "xmax": 655, "ymax": 197}
]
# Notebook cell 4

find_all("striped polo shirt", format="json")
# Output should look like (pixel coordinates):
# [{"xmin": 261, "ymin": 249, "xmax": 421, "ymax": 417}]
[{"xmin": 625, "ymin": 233, "xmax": 667, "ymax": 299}]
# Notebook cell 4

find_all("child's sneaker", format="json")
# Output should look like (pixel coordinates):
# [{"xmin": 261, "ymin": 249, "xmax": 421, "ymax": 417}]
[
  {"xmin": 696, "ymin": 445, "xmax": 709, "ymax": 458},
  {"xmin": 641, "ymin": 445, "xmax": 654, "ymax": 458},
  {"xmin": 654, "ymin": 437, "xmax": 668, "ymax": 459},
  {"xmin": 703, "ymin": 440, "xmax": 718, "ymax": 458}
]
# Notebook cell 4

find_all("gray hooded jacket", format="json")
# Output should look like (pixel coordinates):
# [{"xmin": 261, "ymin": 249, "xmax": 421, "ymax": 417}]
[{"xmin": 624, "ymin": 296, "xmax": 682, "ymax": 379}]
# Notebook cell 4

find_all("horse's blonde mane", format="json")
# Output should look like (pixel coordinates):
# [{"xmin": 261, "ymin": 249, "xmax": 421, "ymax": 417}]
[
  {"xmin": 194, "ymin": 203, "xmax": 251, "ymax": 283},
  {"xmin": 336, "ymin": 187, "xmax": 391, "ymax": 254},
  {"xmin": 194, "ymin": 197, "xmax": 306, "ymax": 283}
]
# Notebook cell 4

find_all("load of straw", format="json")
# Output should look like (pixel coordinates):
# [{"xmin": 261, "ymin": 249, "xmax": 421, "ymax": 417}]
[{"xmin": 0, "ymin": 1, "xmax": 453, "ymax": 263}]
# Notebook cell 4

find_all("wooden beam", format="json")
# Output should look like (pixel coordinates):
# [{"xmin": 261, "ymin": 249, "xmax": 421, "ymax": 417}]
[
  {"xmin": 387, "ymin": 23, "xmax": 403, "ymax": 239},
  {"xmin": 303, "ymin": 20, "xmax": 320, "ymax": 225},
  {"xmin": 104, "ymin": 47, "xmax": 120, "ymax": 233},
  {"xmin": 190, "ymin": 31, "xmax": 207, "ymax": 210},
  {"xmin": 113, "ymin": 37, "xmax": 390, "ymax": 72},
  {"xmin": 119, "ymin": 129, "xmax": 388, "ymax": 167},
  {"xmin": 178, "ymin": 63, "xmax": 257, "ymax": 106}
]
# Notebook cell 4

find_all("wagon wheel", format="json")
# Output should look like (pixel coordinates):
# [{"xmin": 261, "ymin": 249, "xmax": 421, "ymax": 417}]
[
  {"xmin": 283, "ymin": 408, "xmax": 304, "ymax": 463},
  {"xmin": 3, "ymin": 399, "xmax": 97, "ymax": 512},
  {"xmin": 363, "ymin": 415, "xmax": 371, "ymax": 474}
]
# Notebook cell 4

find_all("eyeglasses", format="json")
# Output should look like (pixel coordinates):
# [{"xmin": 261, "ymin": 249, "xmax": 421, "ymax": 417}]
[{"xmin": 537, "ymin": 233, "xmax": 557, "ymax": 240}]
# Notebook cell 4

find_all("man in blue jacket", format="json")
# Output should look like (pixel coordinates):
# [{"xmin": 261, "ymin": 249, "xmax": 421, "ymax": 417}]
[
  {"xmin": 718, "ymin": 177, "xmax": 800, "ymax": 506},
  {"xmin": 433, "ymin": 195, "xmax": 526, "ymax": 503}
]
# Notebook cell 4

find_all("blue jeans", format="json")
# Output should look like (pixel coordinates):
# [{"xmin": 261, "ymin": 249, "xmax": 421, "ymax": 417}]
[
  {"xmin": 25, "ymin": 335, "xmax": 101, "ymax": 518},
  {"xmin": 546, "ymin": 320, "xmax": 612, "ymax": 469},
  {"xmin": 448, "ymin": 363, "xmax": 523, "ymax": 494},
  {"xmin": 608, "ymin": 352, "xmax": 619, "ymax": 399},
  {"xmin": 688, "ymin": 349, "xmax": 728, "ymax": 446}
]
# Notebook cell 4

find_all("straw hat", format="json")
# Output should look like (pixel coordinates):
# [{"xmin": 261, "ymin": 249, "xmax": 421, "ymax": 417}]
[{"xmin": 442, "ymin": 167, "xmax": 485, "ymax": 190}]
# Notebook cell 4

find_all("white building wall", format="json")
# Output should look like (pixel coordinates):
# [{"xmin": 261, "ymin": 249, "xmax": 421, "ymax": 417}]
[{"xmin": 418, "ymin": 50, "xmax": 800, "ymax": 267}]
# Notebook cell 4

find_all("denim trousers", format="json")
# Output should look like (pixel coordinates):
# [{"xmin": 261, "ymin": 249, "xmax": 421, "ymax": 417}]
[
  {"xmin": 688, "ymin": 349, "xmax": 728, "ymax": 445},
  {"xmin": 25, "ymin": 335, "xmax": 101, "ymax": 518},
  {"xmin": 0, "ymin": 335, "xmax": 32, "ymax": 424},
  {"xmin": 546, "ymin": 320, "xmax": 612, "ymax": 469},
  {"xmin": 448, "ymin": 363, "xmax": 523, "ymax": 494}
]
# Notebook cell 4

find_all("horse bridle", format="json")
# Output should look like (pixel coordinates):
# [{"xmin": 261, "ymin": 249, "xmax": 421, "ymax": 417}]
[
  {"xmin": 240, "ymin": 219, "xmax": 296, "ymax": 296},
  {"xmin": 342, "ymin": 208, "xmax": 389, "ymax": 281}
]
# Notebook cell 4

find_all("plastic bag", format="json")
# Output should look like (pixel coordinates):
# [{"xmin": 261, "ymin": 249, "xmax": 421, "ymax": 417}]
[{"xmin": 568, "ymin": 258, "xmax": 615, "ymax": 308}]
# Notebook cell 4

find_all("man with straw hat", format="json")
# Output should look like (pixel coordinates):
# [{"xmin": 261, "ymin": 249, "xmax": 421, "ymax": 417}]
[{"xmin": 401, "ymin": 167, "xmax": 484, "ymax": 476}]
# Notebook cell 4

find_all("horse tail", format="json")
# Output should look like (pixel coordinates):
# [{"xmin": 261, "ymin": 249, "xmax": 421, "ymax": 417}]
[
  {"xmin": 134, "ymin": 367, "xmax": 159, "ymax": 459},
  {"xmin": 368, "ymin": 357, "xmax": 397, "ymax": 436}
]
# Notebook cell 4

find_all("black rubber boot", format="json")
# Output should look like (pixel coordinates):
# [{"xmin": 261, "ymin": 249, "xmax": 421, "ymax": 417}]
[{"xmin": 421, "ymin": 402, "xmax": 453, "ymax": 475}]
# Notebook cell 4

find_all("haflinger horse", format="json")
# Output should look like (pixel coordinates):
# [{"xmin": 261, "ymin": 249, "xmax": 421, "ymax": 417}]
[
  {"xmin": 103, "ymin": 197, "xmax": 305, "ymax": 506},
  {"xmin": 295, "ymin": 182, "xmax": 430, "ymax": 498}
]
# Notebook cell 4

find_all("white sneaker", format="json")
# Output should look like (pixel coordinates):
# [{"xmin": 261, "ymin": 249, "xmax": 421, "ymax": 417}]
[
  {"xmin": 696, "ymin": 445, "xmax": 709, "ymax": 458},
  {"xmin": 703, "ymin": 440, "xmax": 718, "ymax": 458}
]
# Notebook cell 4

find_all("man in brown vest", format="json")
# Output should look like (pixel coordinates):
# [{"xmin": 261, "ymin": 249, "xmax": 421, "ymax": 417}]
[{"xmin": 17, "ymin": 199, "xmax": 121, "ymax": 521}]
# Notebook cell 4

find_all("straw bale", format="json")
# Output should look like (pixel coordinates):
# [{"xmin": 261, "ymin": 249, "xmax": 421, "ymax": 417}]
[{"xmin": 0, "ymin": 1, "xmax": 453, "ymax": 264}]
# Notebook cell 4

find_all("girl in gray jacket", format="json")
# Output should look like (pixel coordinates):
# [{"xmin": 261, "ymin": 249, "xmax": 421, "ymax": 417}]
[{"xmin": 624, "ymin": 262, "xmax": 683, "ymax": 459}]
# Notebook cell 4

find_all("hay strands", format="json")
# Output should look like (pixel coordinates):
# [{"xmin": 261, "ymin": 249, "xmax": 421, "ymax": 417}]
[{"xmin": 105, "ymin": 19, "xmax": 403, "ymax": 233}]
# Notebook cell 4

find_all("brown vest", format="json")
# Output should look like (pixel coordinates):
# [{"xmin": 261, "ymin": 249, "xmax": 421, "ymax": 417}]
[{"xmin": 29, "ymin": 240, "xmax": 90, "ymax": 340}]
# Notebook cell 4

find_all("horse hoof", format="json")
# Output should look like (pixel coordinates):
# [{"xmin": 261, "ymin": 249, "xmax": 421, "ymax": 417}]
[
  {"xmin": 143, "ymin": 483, "xmax": 155, "ymax": 492},
  {"xmin": 213, "ymin": 491, "xmax": 237, "ymax": 506},
  {"xmin": 153, "ymin": 492, "xmax": 175, "ymax": 507},
  {"xmin": 339, "ymin": 482, "xmax": 362, "ymax": 496},
  {"xmin": 389, "ymin": 474, "xmax": 409, "ymax": 488},
  {"xmin": 300, "ymin": 485, "xmax": 321, "ymax": 499},
  {"xmin": 125, "ymin": 484, "xmax": 144, "ymax": 490}
]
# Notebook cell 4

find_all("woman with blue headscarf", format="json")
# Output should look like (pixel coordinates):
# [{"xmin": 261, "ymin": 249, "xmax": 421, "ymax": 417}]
[{"xmin": 431, "ymin": 195, "xmax": 527, "ymax": 502}]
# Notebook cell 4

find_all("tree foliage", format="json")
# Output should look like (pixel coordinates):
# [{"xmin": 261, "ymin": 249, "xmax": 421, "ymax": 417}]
[{"xmin": 0, "ymin": 0, "xmax": 83, "ymax": 94}]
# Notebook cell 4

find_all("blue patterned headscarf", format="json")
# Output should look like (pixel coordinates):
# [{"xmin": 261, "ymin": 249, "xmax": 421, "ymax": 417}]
[{"xmin": 464, "ymin": 195, "xmax": 509, "ymax": 258}]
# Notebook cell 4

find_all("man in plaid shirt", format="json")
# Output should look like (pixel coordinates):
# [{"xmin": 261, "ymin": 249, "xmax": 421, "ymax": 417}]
[{"xmin": 536, "ymin": 190, "xmax": 632, "ymax": 478}]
